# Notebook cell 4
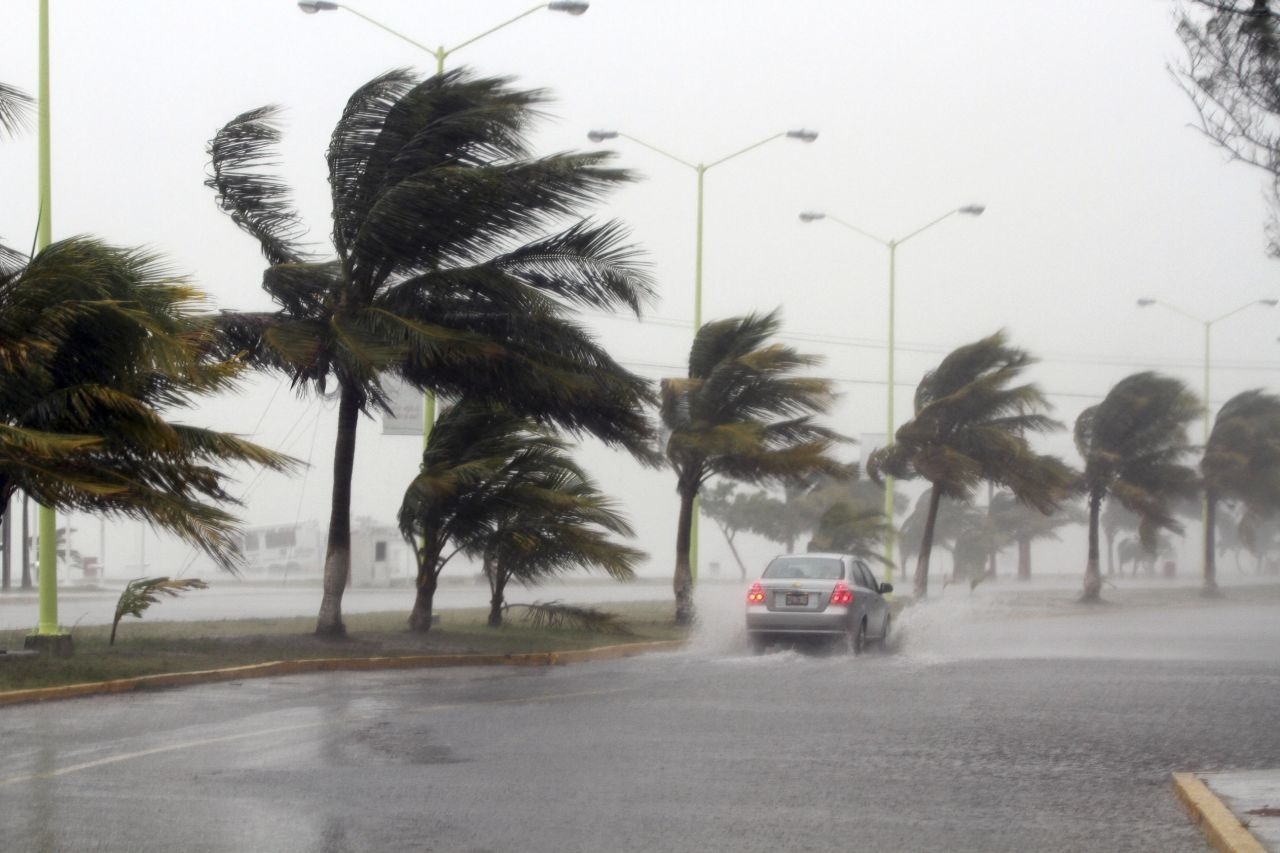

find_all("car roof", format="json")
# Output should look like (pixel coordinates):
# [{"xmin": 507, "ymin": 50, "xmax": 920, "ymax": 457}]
[{"xmin": 771, "ymin": 552, "xmax": 849, "ymax": 561}]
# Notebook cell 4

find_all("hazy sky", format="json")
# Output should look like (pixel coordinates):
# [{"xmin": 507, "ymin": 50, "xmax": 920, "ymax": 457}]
[{"xmin": 2, "ymin": 1, "xmax": 1277, "ymax": 581}]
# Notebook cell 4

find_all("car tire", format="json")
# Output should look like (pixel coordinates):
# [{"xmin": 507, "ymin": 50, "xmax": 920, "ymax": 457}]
[{"xmin": 842, "ymin": 620, "xmax": 865, "ymax": 656}]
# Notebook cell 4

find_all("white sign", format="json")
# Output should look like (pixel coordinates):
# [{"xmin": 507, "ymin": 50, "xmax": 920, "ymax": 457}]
[{"xmin": 381, "ymin": 378, "xmax": 424, "ymax": 436}]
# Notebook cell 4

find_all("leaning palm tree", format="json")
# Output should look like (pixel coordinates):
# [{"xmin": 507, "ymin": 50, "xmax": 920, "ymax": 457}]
[
  {"xmin": 1201, "ymin": 389, "xmax": 1280, "ymax": 593},
  {"xmin": 661, "ymin": 310, "xmax": 846, "ymax": 625},
  {"xmin": 209, "ymin": 69, "xmax": 656, "ymax": 636},
  {"xmin": 868, "ymin": 332, "xmax": 1077, "ymax": 599},
  {"xmin": 480, "ymin": 461, "xmax": 642, "ymax": 627},
  {"xmin": 0, "ymin": 238, "xmax": 296, "ymax": 565},
  {"xmin": 398, "ymin": 400, "xmax": 641, "ymax": 630},
  {"xmin": 1075, "ymin": 372, "xmax": 1199, "ymax": 602}
]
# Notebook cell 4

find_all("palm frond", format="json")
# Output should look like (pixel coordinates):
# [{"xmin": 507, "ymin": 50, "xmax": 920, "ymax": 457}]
[{"xmin": 207, "ymin": 105, "xmax": 309, "ymax": 265}]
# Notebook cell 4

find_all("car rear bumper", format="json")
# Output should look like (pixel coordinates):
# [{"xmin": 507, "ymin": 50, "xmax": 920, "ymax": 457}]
[{"xmin": 745, "ymin": 607, "xmax": 850, "ymax": 635}]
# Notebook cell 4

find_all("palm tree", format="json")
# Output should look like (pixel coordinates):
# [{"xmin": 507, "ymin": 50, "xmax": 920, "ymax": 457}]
[
  {"xmin": 1075, "ymin": 372, "xmax": 1199, "ymax": 602},
  {"xmin": 661, "ymin": 310, "xmax": 845, "ymax": 624},
  {"xmin": 1100, "ymin": 500, "xmax": 1140, "ymax": 576},
  {"xmin": 208, "ymin": 69, "xmax": 656, "ymax": 636},
  {"xmin": 988, "ymin": 490, "xmax": 1087, "ymax": 581},
  {"xmin": 868, "ymin": 332, "xmax": 1076, "ymax": 599},
  {"xmin": 479, "ymin": 456, "xmax": 642, "ymax": 628},
  {"xmin": 807, "ymin": 501, "xmax": 890, "ymax": 565},
  {"xmin": 1201, "ymin": 389, "xmax": 1280, "ymax": 593},
  {"xmin": 0, "ymin": 237, "xmax": 295, "ymax": 565},
  {"xmin": 0, "ymin": 82, "xmax": 32, "ymax": 139},
  {"xmin": 398, "ymin": 401, "xmax": 640, "ymax": 629}
]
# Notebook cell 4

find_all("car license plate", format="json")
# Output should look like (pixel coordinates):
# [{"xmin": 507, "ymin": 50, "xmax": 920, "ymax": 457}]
[{"xmin": 785, "ymin": 591, "xmax": 809, "ymax": 606}]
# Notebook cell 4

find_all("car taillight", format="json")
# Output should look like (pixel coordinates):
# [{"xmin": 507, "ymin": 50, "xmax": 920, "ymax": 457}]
[
  {"xmin": 830, "ymin": 582, "xmax": 853, "ymax": 606},
  {"xmin": 747, "ymin": 582, "xmax": 766, "ymax": 604}
]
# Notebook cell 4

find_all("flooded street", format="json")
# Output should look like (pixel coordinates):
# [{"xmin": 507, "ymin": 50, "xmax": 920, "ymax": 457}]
[{"xmin": 2, "ymin": 582, "xmax": 1278, "ymax": 851}]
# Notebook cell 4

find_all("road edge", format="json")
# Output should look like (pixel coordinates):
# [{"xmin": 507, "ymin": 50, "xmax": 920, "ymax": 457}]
[
  {"xmin": 0, "ymin": 639, "xmax": 686, "ymax": 708},
  {"xmin": 1172, "ymin": 772, "xmax": 1269, "ymax": 853}
]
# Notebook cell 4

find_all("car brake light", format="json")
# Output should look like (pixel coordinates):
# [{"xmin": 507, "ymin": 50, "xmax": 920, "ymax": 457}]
[
  {"xmin": 747, "ymin": 582, "xmax": 766, "ymax": 604},
  {"xmin": 830, "ymin": 581, "xmax": 853, "ymax": 606}
]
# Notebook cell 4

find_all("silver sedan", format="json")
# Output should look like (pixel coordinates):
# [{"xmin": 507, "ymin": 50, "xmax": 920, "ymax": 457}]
[{"xmin": 745, "ymin": 552, "xmax": 893, "ymax": 654}]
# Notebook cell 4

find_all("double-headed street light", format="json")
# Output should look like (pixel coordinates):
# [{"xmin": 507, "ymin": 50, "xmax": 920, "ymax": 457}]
[
  {"xmin": 299, "ymin": 1, "xmax": 589, "ymax": 443},
  {"xmin": 299, "ymin": 1, "xmax": 588, "ymax": 75},
  {"xmin": 1136, "ymin": 296, "xmax": 1277, "ymax": 585},
  {"xmin": 586, "ymin": 128, "xmax": 818, "ymax": 330},
  {"xmin": 587, "ymin": 127, "xmax": 818, "ymax": 583},
  {"xmin": 799, "ymin": 205, "xmax": 985, "ymax": 587}
]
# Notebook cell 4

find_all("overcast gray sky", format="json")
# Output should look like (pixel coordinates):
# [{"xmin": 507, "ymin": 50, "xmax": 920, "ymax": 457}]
[{"xmin": 2, "ymin": 1, "xmax": 1277, "ymax": 581}]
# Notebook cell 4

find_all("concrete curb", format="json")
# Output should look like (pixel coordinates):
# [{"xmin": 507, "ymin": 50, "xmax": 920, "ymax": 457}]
[
  {"xmin": 0, "ymin": 639, "xmax": 686, "ymax": 708},
  {"xmin": 1173, "ymin": 772, "xmax": 1269, "ymax": 853}
]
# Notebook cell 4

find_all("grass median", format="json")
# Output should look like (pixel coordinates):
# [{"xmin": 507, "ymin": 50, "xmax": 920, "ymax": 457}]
[{"xmin": 0, "ymin": 600, "xmax": 685, "ymax": 693}]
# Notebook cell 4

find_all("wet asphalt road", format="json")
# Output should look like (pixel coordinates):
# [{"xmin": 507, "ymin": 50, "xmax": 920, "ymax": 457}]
[{"xmin": 2, "ymin": 596, "xmax": 1279, "ymax": 852}]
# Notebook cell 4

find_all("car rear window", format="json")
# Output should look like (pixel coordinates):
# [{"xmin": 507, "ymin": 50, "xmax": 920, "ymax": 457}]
[{"xmin": 762, "ymin": 557, "xmax": 844, "ymax": 580}]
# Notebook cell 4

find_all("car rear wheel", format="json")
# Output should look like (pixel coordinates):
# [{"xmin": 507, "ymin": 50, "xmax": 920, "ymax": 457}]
[{"xmin": 840, "ymin": 619, "xmax": 866, "ymax": 656}]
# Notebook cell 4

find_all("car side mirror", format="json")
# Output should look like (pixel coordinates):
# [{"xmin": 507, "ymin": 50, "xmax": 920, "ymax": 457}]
[{"xmin": 879, "ymin": 582, "xmax": 893, "ymax": 594}]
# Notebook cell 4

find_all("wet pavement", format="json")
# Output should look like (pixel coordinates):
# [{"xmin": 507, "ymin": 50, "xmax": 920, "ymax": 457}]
[{"xmin": 2, "ymin": 587, "xmax": 1279, "ymax": 851}]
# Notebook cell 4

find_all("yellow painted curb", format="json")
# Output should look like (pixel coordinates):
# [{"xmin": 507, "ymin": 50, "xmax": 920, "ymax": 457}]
[
  {"xmin": 0, "ymin": 639, "xmax": 686, "ymax": 708},
  {"xmin": 1172, "ymin": 773, "xmax": 1268, "ymax": 853}
]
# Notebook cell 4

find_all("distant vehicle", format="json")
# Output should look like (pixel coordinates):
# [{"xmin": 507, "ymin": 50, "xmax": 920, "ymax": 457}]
[{"xmin": 745, "ymin": 553, "xmax": 892, "ymax": 654}]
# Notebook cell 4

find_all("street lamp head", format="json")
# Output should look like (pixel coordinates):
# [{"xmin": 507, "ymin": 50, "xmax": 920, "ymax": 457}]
[
  {"xmin": 1137, "ymin": 298, "xmax": 1156, "ymax": 307},
  {"xmin": 298, "ymin": 1, "xmax": 340, "ymax": 12},
  {"xmin": 548, "ymin": 1, "xmax": 589, "ymax": 14},
  {"xmin": 958, "ymin": 204, "xmax": 985, "ymax": 216},
  {"xmin": 1261, "ymin": 298, "xmax": 1279, "ymax": 307},
  {"xmin": 786, "ymin": 129, "xmax": 819, "ymax": 143},
  {"xmin": 798, "ymin": 211, "xmax": 826, "ymax": 223},
  {"xmin": 587, "ymin": 129, "xmax": 618, "ymax": 143}
]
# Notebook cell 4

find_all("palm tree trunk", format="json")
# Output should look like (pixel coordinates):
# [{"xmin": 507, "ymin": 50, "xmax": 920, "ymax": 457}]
[
  {"xmin": 1017, "ymin": 537, "xmax": 1031, "ymax": 580},
  {"xmin": 674, "ymin": 485, "xmax": 697, "ymax": 625},
  {"xmin": 1203, "ymin": 491, "xmax": 1219, "ymax": 595},
  {"xmin": 487, "ymin": 556, "xmax": 507, "ymax": 627},
  {"xmin": 21, "ymin": 493, "xmax": 32, "ymax": 590},
  {"xmin": 316, "ymin": 384, "xmax": 361, "ymax": 637},
  {"xmin": 1105, "ymin": 528, "xmax": 1116, "ymax": 576},
  {"xmin": 914, "ymin": 487, "xmax": 943, "ymax": 599},
  {"xmin": 409, "ymin": 545, "xmax": 440, "ymax": 632},
  {"xmin": 2, "ymin": 492, "xmax": 10, "ymax": 592},
  {"xmin": 1082, "ymin": 492, "xmax": 1103, "ymax": 602}
]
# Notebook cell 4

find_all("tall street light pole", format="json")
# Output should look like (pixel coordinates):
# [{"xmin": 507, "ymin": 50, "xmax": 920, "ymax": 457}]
[
  {"xmin": 1136, "ymin": 296, "xmax": 1277, "ymax": 587},
  {"xmin": 298, "ymin": 0, "xmax": 589, "ymax": 445},
  {"xmin": 799, "ymin": 205, "xmax": 985, "ymax": 587},
  {"xmin": 586, "ymin": 128, "xmax": 819, "ymax": 583},
  {"xmin": 29, "ymin": 0, "xmax": 69, "ymax": 652}
]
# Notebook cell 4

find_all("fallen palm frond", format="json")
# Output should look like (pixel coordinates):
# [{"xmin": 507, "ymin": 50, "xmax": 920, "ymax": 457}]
[
  {"xmin": 111, "ymin": 576, "xmax": 209, "ymax": 645},
  {"xmin": 505, "ymin": 600, "xmax": 634, "ymax": 636}
]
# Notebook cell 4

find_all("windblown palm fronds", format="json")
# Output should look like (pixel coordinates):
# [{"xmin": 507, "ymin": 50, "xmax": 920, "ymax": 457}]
[{"xmin": 110, "ymin": 576, "xmax": 209, "ymax": 645}]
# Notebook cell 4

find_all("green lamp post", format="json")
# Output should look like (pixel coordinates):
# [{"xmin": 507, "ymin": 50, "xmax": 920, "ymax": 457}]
[
  {"xmin": 28, "ymin": 0, "xmax": 71, "ymax": 655},
  {"xmin": 1136, "ymin": 295, "xmax": 1278, "ymax": 589},
  {"xmin": 587, "ymin": 128, "xmax": 819, "ymax": 582},
  {"xmin": 798, "ymin": 204, "xmax": 984, "ymax": 588}
]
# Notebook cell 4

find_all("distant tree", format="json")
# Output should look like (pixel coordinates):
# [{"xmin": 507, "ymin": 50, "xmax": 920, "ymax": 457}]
[
  {"xmin": 1201, "ymin": 389, "xmax": 1280, "ymax": 592},
  {"xmin": 807, "ymin": 502, "xmax": 889, "ymax": 566},
  {"xmin": 988, "ymin": 490, "xmax": 1087, "ymax": 581},
  {"xmin": 1101, "ymin": 500, "xmax": 1141, "ymax": 576},
  {"xmin": 208, "ymin": 70, "xmax": 656, "ymax": 636},
  {"xmin": 1173, "ymin": 1, "xmax": 1280, "ymax": 255},
  {"xmin": 897, "ymin": 489, "xmax": 982, "ymax": 575},
  {"xmin": 868, "ymin": 332, "xmax": 1077, "ymax": 598},
  {"xmin": 1239, "ymin": 507, "xmax": 1280, "ymax": 572},
  {"xmin": 1075, "ymin": 373, "xmax": 1200, "ymax": 602},
  {"xmin": 661, "ymin": 311, "xmax": 845, "ymax": 624},
  {"xmin": 699, "ymin": 481, "xmax": 765, "ymax": 579}
]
